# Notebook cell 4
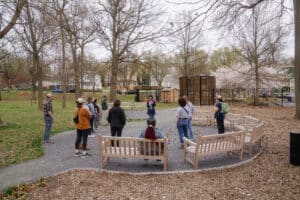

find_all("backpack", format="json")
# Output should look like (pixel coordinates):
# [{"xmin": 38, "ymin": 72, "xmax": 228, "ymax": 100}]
[{"xmin": 221, "ymin": 102, "xmax": 230, "ymax": 114}]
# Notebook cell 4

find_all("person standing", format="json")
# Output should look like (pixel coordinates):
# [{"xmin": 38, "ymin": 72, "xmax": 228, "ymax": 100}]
[
  {"xmin": 101, "ymin": 95, "xmax": 108, "ymax": 125},
  {"xmin": 183, "ymin": 95, "xmax": 194, "ymax": 140},
  {"xmin": 176, "ymin": 97, "xmax": 189, "ymax": 149},
  {"xmin": 74, "ymin": 97, "xmax": 92, "ymax": 157},
  {"xmin": 214, "ymin": 95, "xmax": 225, "ymax": 134},
  {"xmin": 146, "ymin": 95, "xmax": 156, "ymax": 119},
  {"xmin": 87, "ymin": 96, "xmax": 96, "ymax": 137},
  {"xmin": 43, "ymin": 93, "xmax": 54, "ymax": 144},
  {"xmin": 93, "ymin": 98, "xmax": 100, "ymax": 132},
  {"xmin": 107, "ymin": 99, "xmax": 126, "ymax": 146}
]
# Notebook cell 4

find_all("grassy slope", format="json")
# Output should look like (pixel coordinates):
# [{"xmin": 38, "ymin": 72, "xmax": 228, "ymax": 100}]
[{"xmin": 0, "ymin": 90, "xmax": 176, "ymax": 167}]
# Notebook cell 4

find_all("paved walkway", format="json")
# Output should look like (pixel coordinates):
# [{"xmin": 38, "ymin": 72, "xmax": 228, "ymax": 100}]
[{"xmin": 0, "ymin": 108, "xmax": 256, "ymax": 191}]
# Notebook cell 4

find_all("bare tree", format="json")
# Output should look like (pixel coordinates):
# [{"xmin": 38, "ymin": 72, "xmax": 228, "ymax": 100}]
[
  {"xmin": 170, "ymin": 0, "xmax": 299, "ymax": 117},
  {"xmin": 17, "ymin": 0, "xmax": 55, "ymax": 109},
  {"xmin": 61, "ymin": 0, "xmax": 95, "ymax": 99},
  {"xmin": 92, "ymin": 0, "xmax": 167, "ymax": 101},
  {"xmin": 0, "ymin": 0, "xmax": 27, "ymax": 38},
  {"xmin": 172, "ymin": 11, "xmax": 204, "ymax": 76},
  {"xmin": 0, "ymin": 0, "xmax": 27, "ymax": 125},
  {"xmin": 0, "ymin": 53, "xmax": 20, "ymax": 92},
  {"xmin": 142, "ymin": 52, "xmax": 170, "ymax": 87}
]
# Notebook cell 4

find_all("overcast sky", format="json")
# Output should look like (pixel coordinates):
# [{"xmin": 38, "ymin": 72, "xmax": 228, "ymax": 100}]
[{"xmin": 88, "ymin": 0, "xmax": 294, "ymax": 60}]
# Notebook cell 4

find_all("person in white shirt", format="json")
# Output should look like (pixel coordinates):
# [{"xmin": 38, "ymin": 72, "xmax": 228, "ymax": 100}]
[
  {"xmin": 183, "ymin": 95, "xmax": 194, "ymax": 140},
  {"xmin": 176, "ymin": 97, "xmax": 189, "ymax": 148}
]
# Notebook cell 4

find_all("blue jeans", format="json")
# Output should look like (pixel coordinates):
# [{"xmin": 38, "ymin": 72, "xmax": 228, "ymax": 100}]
[
  {"xmin": 44, "ymin": 116, "xmax": 53, "ymax": 142},
  {"xmin": 187, "ymin": 118, "xmax": 194, "ymax": 139},
  {"xmin": 177, "ymin": 119, "xmax": 188, "ymax": 144}
]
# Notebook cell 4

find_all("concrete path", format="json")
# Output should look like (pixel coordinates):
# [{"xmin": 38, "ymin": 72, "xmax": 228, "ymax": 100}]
[{"xmin": 0, "ymin": 109, "xmax": 255, "ymax": 191}]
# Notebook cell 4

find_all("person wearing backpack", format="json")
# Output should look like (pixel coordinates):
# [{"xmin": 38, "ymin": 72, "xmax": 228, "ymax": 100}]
[{"xmin": 214, "ymin": 95, "xmax": 226, "ymax": 134}]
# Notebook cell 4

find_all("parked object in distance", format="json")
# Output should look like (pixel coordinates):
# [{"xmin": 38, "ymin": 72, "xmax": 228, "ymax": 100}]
[
  {"xmin": 125, "ymin": 90, "xmax": 137, "ymax": 95},
  {"xmin": 52, "ymin": 88, "xmax": 63, "ymax": 93}
]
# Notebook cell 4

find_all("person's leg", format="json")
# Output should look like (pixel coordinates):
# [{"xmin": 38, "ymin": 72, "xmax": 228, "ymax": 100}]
[
  {"xmin": 217, "ymin": 119, "xmax": 224, "ymax": 134},
  {"xmin": 89, "ymin": 116, "xmax": 94, "ymax": 133},
  {"xmin": 111, "ymin": 127, "xmax": 117, "ymax": 146},
  {"xmin": 115, "ymin": 127, "xmax": 123, "ymax": 147},
  {"xmin": 75, "ymin": 129, "xmax": 83, "ymax": 156},
  {"xmin": 220, "ymin": 119, "xmax": 225, "ymax": 133},
  {"xmin": 81, "ymin": 129, "xmax": 89, "ymax": 151},
  {"xmin": 94, "ymin": 115, "xmax": 99, "ymax": 130},
  {"xmin": 177, "ymin": 121, "xmax": 184, "ymax": 146},
  {"xmin": 188, "ymin": 118, "xmax": 194, "ymax": 139},
  {"xmin": 43, "ymin": 116, "xmax": 52, "ymax": 142}
]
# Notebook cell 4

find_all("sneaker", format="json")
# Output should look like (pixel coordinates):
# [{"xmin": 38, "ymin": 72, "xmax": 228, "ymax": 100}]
[
  {"xmin": 89, "ymin": 134, "xmax": 96, "ymax": 138},
  {"xmin": 74, "ymin": 152, "xmax": 82, "ymax": 157},
  {"xmin": 81, "ymin": 153, "xmax": 91, "ymax": 158},
  {"xmin": 43, "ymin": 140, "xmax": 54, "ymax": 144}
]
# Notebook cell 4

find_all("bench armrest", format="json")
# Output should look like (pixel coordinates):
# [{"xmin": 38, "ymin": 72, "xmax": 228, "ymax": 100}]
[{"xmin": 183, "ymin": 137, "xmax": 196, "ymax": 146}]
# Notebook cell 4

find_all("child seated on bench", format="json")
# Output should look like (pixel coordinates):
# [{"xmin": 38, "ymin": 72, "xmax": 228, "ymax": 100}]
[{"xmin": 138, "ymin": 118, "xmax": 164, "ymax": 165}]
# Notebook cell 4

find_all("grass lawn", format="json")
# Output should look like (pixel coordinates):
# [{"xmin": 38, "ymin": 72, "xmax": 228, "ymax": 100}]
[{"xmin": 0, "ymin": 90, "xmax": 176, "ymax": 167}]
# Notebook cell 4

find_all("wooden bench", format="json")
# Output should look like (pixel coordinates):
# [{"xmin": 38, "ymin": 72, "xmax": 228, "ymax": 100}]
[
  {"xmin": 99, "ymin": 135, "xmax": 168, "ymax": 171},
  {"xmin": 244, "ymin": 123, "xmax": 264, "ymax": 156},
  {"xmin": 193, "ymin": 111, "xmax": 216, "ymax": 126},
  {"xmin": 183, "ymin": 131, "xmax": 245, "ymax": 169}
]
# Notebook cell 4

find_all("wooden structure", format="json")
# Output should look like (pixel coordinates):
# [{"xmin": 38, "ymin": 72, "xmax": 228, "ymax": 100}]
[
  {"xmin": 183, "ymin": 131, "xmax": 245, "ymax": 169},
  {"xmin": 180, "ymin": 76, "xmax": 216, "ymax": 105},
  {"xmin": 133, "ymin": 85, "xmax": 162, "ymax": 102},
  {"xmin": 99, "ymin": 135, "xmax": 168, "ymax": 171},
  {"xmin": 160, "ymin": 88, "xmax": 179, "ymax": 103}
]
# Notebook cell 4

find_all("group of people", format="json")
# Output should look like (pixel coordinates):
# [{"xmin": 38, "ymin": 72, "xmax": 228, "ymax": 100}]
[
  {"xmin": 43, "ymin": 92, "xmax": 226, "ymax": 157},
  {"xmin": 73, "ymin": 95, "xmax": 109, "ymax": 157}
]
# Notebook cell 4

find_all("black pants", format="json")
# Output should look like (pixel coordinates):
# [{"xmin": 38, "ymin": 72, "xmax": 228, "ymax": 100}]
[
  {"xmin": 110, "ymin": 126, "xmax": 123, "ymax": 146},
  {"xmin": 75, "ymin": 129, "xmax": 89, "ymax": 150},
  {"xmin": 89, "ymin": 116, "xmax": 94, "ymax": 135},
  {"xmin": 216, "ymin": 119, "xmax": 225, "ymax": 134}
]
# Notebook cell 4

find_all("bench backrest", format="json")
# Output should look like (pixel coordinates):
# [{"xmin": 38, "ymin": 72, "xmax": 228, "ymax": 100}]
[
  {"xmin": 195, "ymin": 131, "xmax": 245, "ymax": 154},
  {"xmin": 99, "ymin": 135, "xmax": 167, "ymax": 159},
  {"xmin": 249, "ymin": 123, "xmax": 264, "ymax": 143}
]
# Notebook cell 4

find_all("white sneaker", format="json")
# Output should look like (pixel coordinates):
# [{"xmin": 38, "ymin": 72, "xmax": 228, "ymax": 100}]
[{"xmin": 89, "ymin": 134, "xmax": 96, "ymax": 138}]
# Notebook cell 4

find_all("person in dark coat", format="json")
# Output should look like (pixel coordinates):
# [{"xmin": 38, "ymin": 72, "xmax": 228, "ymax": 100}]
[
  {"xmin": 107, "ymin": 99, "xmax": 126, "ymax": 146},
  {"xmin": 214, "ymin": 95, "xmax": 225, "ymax": 134}
]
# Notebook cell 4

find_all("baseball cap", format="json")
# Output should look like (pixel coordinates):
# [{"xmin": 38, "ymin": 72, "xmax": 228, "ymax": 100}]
[
  {"xmin": 76, "ymin": 97, "xmax": 85, "ymax": 103},
  {"xmin": 216, "ymin": 95, "xmax": 222, "ymax": 99},
  {"xmin": 46, "ymin": 93, "xmax": 53, "ymax": 98}
]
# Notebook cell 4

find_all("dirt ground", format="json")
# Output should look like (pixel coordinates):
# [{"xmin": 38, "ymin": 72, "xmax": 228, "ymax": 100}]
[{"xmin": 6, "ymin": 105, "xmax": 300, "ymax": 199}]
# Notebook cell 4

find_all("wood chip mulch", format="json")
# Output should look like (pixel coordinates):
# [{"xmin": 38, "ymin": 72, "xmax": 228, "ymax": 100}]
[{"xmin": 4, "ymin": 105, "xmax": 300, "ymax": 199}]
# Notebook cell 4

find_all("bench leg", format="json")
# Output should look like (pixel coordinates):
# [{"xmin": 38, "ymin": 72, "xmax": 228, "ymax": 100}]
[{"xmin": 194, "ymin": 155, "xmax": 199, "ymax": 169}]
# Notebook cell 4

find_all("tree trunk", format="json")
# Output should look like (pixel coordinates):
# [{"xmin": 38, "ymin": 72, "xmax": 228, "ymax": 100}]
[
  {"xmin": 294, "ymin": 0, "xmax": 300, "ymax": 119},
  {"xmin": 36, "ymin": 55, "xmax": 43, "ymax": 110},
  {"xmin": 71, "ymin": 37, "xmax": 80, "ymax": 99},
  {"xmin": 60, "ymin": 14, "xmax": 66, "ymax": 109},
  {"xmin": 254, "ymin": 64, "xmax": 259, "ymax": 105}
]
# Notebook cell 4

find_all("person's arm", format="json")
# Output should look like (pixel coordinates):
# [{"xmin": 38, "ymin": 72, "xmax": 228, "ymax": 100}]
[
  {"xmin": 176, "ymin": 108, "xmax": 180, "ymax": 124},
  {"xmin": 121, "ymin": 109, "xmax": 126, "ymax": 126},
  {"xmin": 47, "ymin": 103, "xmax": 53, "ymax": 118}
]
